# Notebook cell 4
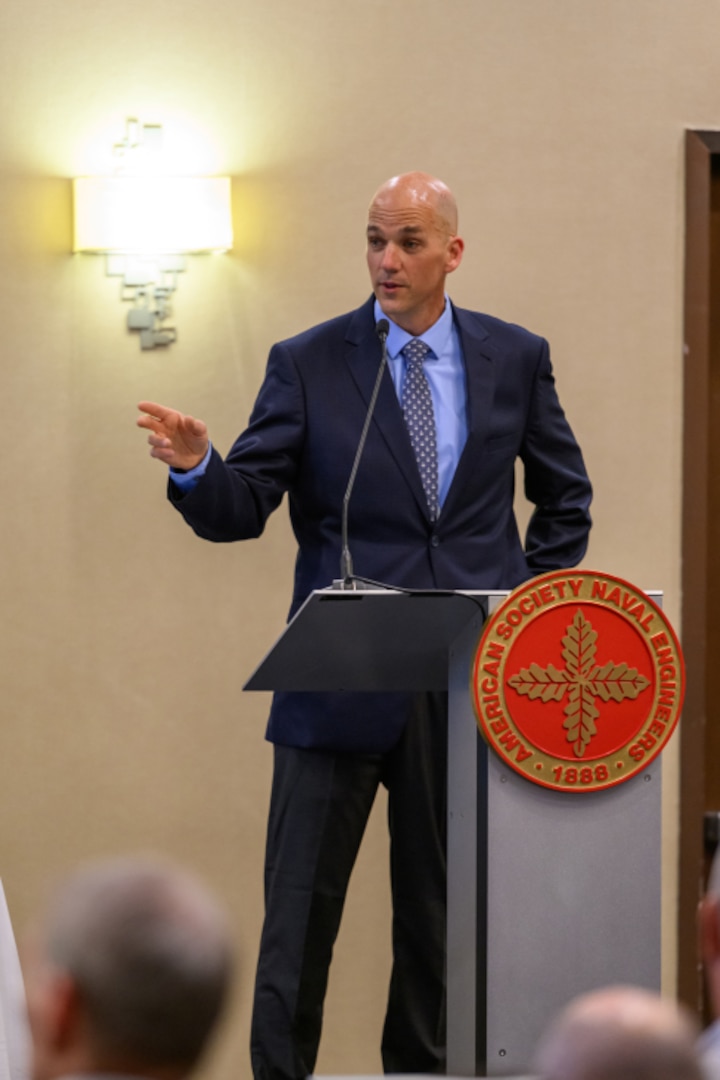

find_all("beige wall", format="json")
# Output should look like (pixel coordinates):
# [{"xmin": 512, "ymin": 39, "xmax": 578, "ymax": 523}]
[{"xmin": 0, "ymin": 0, "xmax": 714, "ymax": 1075}]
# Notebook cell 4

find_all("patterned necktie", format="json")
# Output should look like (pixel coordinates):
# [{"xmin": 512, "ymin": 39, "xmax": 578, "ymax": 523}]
[{"xmin": 401, "ymin": 338, "xmax": 439, "ymax": 521}]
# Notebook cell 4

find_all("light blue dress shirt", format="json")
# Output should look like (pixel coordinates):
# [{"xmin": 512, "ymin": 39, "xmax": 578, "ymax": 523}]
[{"xmin": 171, "ymin": 298, "xmax": 469, "ymax": 508}]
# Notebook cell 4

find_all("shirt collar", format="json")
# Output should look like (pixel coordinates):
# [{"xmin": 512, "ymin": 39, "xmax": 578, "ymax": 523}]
[{"xmin": 373, "ymin": 297, "xmax": 454, "ymax": 360}]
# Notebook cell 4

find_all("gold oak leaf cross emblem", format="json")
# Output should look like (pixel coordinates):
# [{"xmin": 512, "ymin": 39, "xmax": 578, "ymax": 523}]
[{"xmin": 506, "ymin": 609, "xmax": 651, "ymax": 758}]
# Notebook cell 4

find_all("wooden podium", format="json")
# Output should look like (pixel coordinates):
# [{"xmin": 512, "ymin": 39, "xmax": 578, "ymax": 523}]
[{"xmin": 244, "ymin": 587, "xmax": 661, "ymax": 1076}]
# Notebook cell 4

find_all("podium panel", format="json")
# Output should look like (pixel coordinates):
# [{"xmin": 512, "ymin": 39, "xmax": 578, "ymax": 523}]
[
  {"xmin": 484, "ymin": 760, "xmax": 660, "ymax": 1074},
  {"xmin": 447, "ymin": 593, "xmax": 662, "ymax": 1076}
]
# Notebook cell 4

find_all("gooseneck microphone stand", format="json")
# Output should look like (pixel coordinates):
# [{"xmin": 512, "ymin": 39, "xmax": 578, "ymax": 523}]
[{"xmin": 336, "ymin": 319, "xmax": 390, "ymax": 589}]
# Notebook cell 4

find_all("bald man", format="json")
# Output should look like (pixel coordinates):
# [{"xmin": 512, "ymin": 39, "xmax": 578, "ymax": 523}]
[
  {"xmin": 138, "ymin": 172, "xmax": 592, "ymax": 1079},
  {"xmin": 23, "ymin": 855, "xmax": 234, "ymax": 1080},
  {"xmin": 533, "ymin": 986, "xmax": 702, "ymax": 1080}
]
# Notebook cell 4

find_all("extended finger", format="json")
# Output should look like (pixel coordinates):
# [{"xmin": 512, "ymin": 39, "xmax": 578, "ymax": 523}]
[
  {"xmin": 147, "ymin": 433, "xmax": 172, "ymax": 449},
  {"xmin": 149, "ymin": 445, "xmax": 176, "ymax": 463},
  {"xmin": 137, "ymin": 414, "xmax": 163, "ymax": 432},
  {"xmin": 138, "ymin": 400, "xmax": 174, "ymax": 421}
]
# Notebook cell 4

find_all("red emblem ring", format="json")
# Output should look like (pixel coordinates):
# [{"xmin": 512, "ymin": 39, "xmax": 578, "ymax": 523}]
[{"xmin": 471, "ymin": 570, "xmax": 685, "ymax": 792}]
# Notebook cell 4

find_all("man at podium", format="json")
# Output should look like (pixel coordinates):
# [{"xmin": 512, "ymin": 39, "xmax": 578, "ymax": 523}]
[{"xmin": 137, "ymin": 172, "xmax": 592, "ymax": 1080}]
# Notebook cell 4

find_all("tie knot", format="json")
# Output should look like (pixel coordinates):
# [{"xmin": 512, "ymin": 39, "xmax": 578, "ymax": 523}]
[{"xmin": 402, "ymin": 338, "xmax": 430, "ymax": 365}]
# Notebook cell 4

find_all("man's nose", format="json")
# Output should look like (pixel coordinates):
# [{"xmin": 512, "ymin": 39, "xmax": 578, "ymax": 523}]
[{"xmin": 380, "ymin": 244, "xmax": 401, "ymax": 270}]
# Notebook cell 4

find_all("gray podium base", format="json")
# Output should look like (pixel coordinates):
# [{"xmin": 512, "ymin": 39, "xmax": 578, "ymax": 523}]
[{"xmin": 447, "ymin": 597, "xmax": 661, "ymax": 1076}]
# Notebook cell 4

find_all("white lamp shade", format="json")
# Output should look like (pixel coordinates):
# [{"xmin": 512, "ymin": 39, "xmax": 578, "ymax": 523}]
[{"xmin": 73, "ymin": 176, "xmax": 233, "ymax": 254}]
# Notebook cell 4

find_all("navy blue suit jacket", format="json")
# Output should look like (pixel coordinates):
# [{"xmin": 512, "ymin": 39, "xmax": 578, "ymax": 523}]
[{"xmin": 170, "ymin": 297, "xmax": 592, "ymax": 751}]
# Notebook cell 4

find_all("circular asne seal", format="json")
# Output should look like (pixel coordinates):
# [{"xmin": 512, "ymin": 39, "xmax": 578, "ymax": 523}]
[{"xmin": 471, "ymin": 569, "xmax": 685, "ymax": 792}]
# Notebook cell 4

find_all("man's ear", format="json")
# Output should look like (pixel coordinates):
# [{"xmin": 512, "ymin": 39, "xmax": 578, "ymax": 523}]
[
  {"xmin": 45, "ymin": 973, "xmax": 83, "ymax": 1050},
  {"xmin": 699, "ymin": 894, "xmax": 720, "ymax": 964},
  {"xmin": 445, "ymin": 236, "xmax": 464, "ymax": 274}
]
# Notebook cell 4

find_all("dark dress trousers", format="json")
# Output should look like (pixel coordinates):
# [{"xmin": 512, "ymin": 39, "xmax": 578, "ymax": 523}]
[{"xmin": 169, "ymin": 296, "xmax": 592, "ymax": 1078}]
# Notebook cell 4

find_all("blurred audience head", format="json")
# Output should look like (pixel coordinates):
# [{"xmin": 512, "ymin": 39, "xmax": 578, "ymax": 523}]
[
  {"xmin": 533, "ymin": 985, "xmax": 701, "ymax": 1080},
  {"xmin": 23, "ymin": 854, "xmax": 235, "ymax": 1080},
  {"xmin": 700, "ymin": 846, "xmax": 720, "ymax": 1020}
]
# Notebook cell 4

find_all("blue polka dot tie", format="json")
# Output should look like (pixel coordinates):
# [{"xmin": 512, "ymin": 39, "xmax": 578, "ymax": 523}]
[{"xmin": 401, "ymin": 338, "xmax": 439, "ymax": 521}]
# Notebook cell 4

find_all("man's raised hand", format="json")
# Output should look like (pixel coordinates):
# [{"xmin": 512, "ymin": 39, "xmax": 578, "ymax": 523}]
[{"xmin": 137, "ymin": 401, "xmax": 210, "ymax": 471}]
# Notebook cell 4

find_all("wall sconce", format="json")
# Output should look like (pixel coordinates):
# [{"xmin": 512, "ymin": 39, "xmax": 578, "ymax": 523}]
[{"xmin": 72, "ymin": 120, "xmax": 233, "ymax": 349}]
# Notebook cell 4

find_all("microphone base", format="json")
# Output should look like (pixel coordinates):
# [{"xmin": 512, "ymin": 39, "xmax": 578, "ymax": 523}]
[
  {"xmin": 330, "ymin": 577, "xmax": 374, "ymax": 591},
  {"xmin": 330, "ymin": 577, "xmax": 398, "ymax": 592}
]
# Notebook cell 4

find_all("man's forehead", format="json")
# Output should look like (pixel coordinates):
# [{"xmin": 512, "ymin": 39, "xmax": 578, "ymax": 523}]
[{"xmin": 367, "ymin": 202, "xmax": 443, "ymax": 233}]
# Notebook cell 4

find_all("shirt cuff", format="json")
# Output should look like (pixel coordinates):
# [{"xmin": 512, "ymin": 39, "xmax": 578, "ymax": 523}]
[{"xmin": 169, "ymin": 443, "xmax": 212, "ymax": 491}]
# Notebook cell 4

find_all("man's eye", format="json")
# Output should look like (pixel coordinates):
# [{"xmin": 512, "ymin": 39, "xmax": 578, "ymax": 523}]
[
  {"xmin": 404, "ymin": 240, "xmax": 420, "ymax": 250},
  {"xmin": 368, "ymin": 238, "xmax": 384, "ymax": 250}
]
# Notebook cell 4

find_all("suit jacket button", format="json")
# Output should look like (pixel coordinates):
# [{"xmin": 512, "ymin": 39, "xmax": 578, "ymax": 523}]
[{"xmin": 430, "ymin": 534, "xmax": 440, "ymax": 548}]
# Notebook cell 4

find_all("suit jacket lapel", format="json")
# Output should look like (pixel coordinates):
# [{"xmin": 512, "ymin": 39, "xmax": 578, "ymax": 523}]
[
  {"xmin": 441, "ymin": 305, "xmax": 498, "ymax": 515},
  {"xmin": 345, "ymin": 300, "xmax": 429, "ymax": 515}
]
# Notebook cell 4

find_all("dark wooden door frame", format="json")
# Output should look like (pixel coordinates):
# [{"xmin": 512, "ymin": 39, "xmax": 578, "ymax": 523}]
[{"xmin": 679, "ymin": 128, "xmax": 720, "ymax": 1012}]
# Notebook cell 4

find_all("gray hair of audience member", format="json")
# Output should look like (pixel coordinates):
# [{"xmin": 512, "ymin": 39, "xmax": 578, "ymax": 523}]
[
  {"xmin": 40, "ymin": 855, "xmax": 234, "ymax": 1074},
  {"xmin": 533, "ymin": 985, "xmax": 702, "ymax": 1080}
]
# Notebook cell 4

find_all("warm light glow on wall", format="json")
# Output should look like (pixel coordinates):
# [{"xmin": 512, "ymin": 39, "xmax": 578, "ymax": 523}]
[
  {"xmin": 72, "ymin": 118, "xmax": 235, "ymax": 348},
  {"xmin": 73, "ymin": 176, "xmax": 233, "ymax": 254}
]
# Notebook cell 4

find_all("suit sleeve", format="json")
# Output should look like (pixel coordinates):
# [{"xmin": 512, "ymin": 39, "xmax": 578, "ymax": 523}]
[
  {"xmin": 167, "ymin": 342, "xmax": 305, "ymax": 542},
  {"xmin": 519, "ymin": 340, "xmax": 592, "ymax": 573}
]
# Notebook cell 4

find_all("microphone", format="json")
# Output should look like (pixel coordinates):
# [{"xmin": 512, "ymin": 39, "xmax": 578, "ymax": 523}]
[{"xmin": 338, "ymin": 319, "xmax": 390, "ymax": 588}]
